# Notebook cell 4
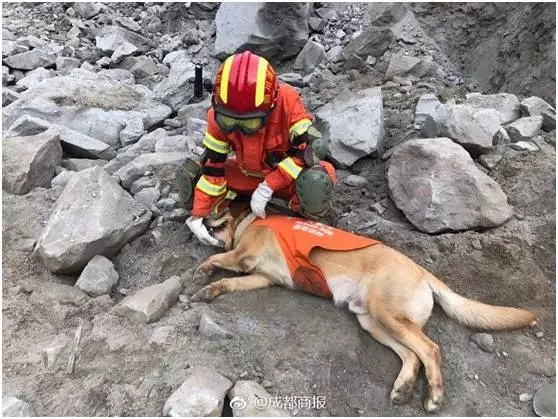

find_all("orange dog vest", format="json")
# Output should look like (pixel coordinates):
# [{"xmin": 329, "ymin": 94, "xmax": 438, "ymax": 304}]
[{"xmin": 251, "ymin": 216, "xmax": 380, "ymax": 299}]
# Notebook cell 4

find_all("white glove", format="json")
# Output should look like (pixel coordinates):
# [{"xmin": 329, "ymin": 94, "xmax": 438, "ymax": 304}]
[
  {"xmin": 186, "ymin": 216, "xmax": 221, "ymax": 247},
  {"xmin": 250, "ymin": 181, "xmax": 273, "ymax": 218}
]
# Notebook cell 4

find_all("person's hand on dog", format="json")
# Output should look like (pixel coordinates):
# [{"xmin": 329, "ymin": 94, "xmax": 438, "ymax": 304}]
[
  {"xmin": 186, "ymin": 216, "xmax": 221, "ymax": 247},
  {"xmin": 250, "ymin": 181, "xmax": 273, "ymax": 218}
]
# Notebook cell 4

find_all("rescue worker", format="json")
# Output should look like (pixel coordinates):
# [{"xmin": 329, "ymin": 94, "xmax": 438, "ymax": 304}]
[{"xmin": 176, "ymin": 50, "xmax": 336, "ymax": 246}]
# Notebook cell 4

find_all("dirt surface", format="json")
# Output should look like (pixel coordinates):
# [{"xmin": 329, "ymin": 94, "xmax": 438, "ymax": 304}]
[{"xmin": 2, "ymin": 2, "xmax": 556, "ymax": 417}]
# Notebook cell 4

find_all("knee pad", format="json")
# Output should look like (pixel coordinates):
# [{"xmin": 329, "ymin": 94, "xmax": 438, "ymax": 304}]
[
  {"xmin": 295, "ymin": 165, "xmax": 334, "ymax": 220},
  {"xmin": 175, "ymin": 158, "xmax": 201, "ymax": 209}
]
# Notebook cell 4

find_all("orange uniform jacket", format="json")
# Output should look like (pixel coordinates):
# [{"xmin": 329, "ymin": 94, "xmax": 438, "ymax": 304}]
[
  {"xmin": 252, "ymin": 216, "xmax": 381, "ymax": 299},
  {"xmin": 193, "ymin": 83, "xmax": 314, "ymax": 217}
]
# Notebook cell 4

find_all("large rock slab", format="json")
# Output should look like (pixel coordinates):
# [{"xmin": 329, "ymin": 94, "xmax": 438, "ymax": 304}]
[
  {"xmin": 3, "ymin": 44, "xmax": 63, "ymax": 70},
  {"xmin": 118, "ymin": 276, "xmax": 182, "ymax": 324},
  {"xmin": 385, "ymin": 53, "xmax": 438, "ymax": 80},
  {"xmin": 95, "ymin": 26, "xmax": 152, "ymax": 53},
  {"xmin": 5, "ymin": 115, "xmax": 116, "ymax": 160},
  {"xmin": 387, "ymin": 138, "xmax": 513, "ymax": 233},
  {"xmin": 2, "ymin": 128, "xmax": 62, "ymax": 195},
  {"xmin": 343, "ymin": 27, "xmax": 394, "ymax": 61},
  {"xmin": 2, "ymin": 69, "xmax": 172, "ymax": 147},
  {"xmin": 214, "ymin": 3, "xmax": 310, "ymax": 61},
  {"xmin": 36, "ymin": 167, "xmax": 152, "ymax": 273},
  {"xmin": 465, "ymin": 92, "xmax": 521, "ymax": 124},
  {"xmin": 114, "ymin": 152, "xmax": 193, "ymax": 189},
  {"xmin": 421, "ymin": 103, "xmax": 501, "ymax": 151},
  {"xmin": 163, "ymin": 366, "xmax": 233, "ymax": 417},
  {"xmin": 229, "ymin": 381, "xmax": 289, "ymax": 417},
  {"xmin": 315, "ymin": 87, "xmax": 384, "ymax": 167}
]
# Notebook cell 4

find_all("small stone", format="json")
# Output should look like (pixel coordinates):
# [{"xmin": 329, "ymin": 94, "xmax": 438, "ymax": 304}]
[
  {"xmin": 510, "ymin": 141, "xmax": 539, "ymax": 152},
  {"xmin": 365, "ymin": 56, "xmax": 377, "ymax": 66},
  {"xmin": 502, "ymin": 351, "xmax": 509, "ymax": 357},
  {"xmin": 471, "ymin": 239, "xmax": 482, "ymax": 250},
  {"xmin": 343, "ymin": 175, "xmax": 368, "ymax": 187},
  {"xmin": 199, "ymin": 313, "xmax": 231, "ymax": 339},
  {"xmin": 383, "ymin": 81, "xmax": 399, "ymax": 89},
  {"xmin": 261, "ymin": 380, "xmax": 273, "ymax": 389},
  {"xmin": 370, "ymin": 202, "xmax": 386, "ymax": 215},
  {"xmin": 164, "ymin": 118, "xmax": 183, "ymax": 128},
  {"xmin": 478, "ymin": 153, "xmax": 503, "ymax": 170},
  {"xmin": 399, "ymin": 86, "xmax": 413, "ymax": 93},
  {"xmin": 535, "ymin": 331, "xmax": 544, "ymax": 339},
  {"xmin": 178, "ymin": 294, "xmax": 190, "ymax": 304},
  {"xmin": 471, "ymin": 333, "xmax": 494, "ymax": 352},
  {"xmin": 519, "ymin": 393, "xmax": 533, "ymax": 402},
  {"xmin": 149, "ymin": 325, "xmax": 177, "ymax": 346}
]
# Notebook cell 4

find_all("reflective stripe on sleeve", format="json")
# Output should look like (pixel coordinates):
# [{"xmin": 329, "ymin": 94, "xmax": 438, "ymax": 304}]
[
  {"xmin": 202, "ymin": 132, "xmax": 230, "ymax": 155},
  {"xmin": 196, "ymin": 176, "xmax": 227, "ymax": 196},
  {"xmin": 289, "ymin": 118, "xmax": 312, "ymax": 137},
  {"xmin": 277, "ymin": 157, "xmax": 303, "ymax": 179}
]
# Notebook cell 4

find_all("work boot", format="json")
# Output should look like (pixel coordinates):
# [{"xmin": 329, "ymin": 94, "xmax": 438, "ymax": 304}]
[{"xmin": 175, "ymin": 158, "xmax": 201, "ymax": 209}]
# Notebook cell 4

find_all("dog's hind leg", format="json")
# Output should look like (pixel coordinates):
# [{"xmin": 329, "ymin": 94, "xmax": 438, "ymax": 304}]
[
  {"xmin": 374, "ymin": 313, "xmax": 443, "ymax": 413},
  {"xmin": 357, "ymin": 314, "xmax": 421, "ymax": 405},
  {"xmin": 192, "ymin": 274, "xmax": 273, "ymax": 302}
]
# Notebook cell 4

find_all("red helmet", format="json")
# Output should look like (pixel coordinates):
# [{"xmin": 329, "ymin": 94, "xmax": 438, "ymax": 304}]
[{"xmin": 213, "ymin": 51, "xmax": 278, "ymax": 115}]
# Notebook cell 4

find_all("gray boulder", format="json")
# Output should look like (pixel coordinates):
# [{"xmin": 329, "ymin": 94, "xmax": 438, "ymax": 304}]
[
  {"xmin": 293, "ymin": 40, "xmax": 326, "ymax": 75},
  {"xmin": 75, "ymin": 255, "xmax": 119, "ymax": 297},
  {"xmin": 15, "ymin": 67, "xmax": 52, "ymax": 90},
  {"xmin": 153, "ymin": 58, "xmax": 197, "ymax": 111},
  {"xmin": 465, "ymin": 93, "xmax": 521, "ymax": 124},
  {"xmin": 422, "ymin": 103, "xmax": 501, "ymax": 151},
  {"xmin": 62, "ymin": 158, "xmax": 107, "ymax": 172},
  {"xmin": 315, "ymin": 87, "xmax": 384, "ymax": 167},
  {"xmin": 163, "ymin": 366, "xmax": 233, "ymax": 417},
  {"xmin": 2, "ymin": 69, "xmax": 172, "ymax": 147},
  {"xmin": 343, "ymin": 27, "xmax": 394, "ymax": 63},
  {"xmin": 2, "ymin": 128, "xmax": 62, "ymax": 195},
  {"xmin": 95, "ymin": 26, "xmax": 152, "ymax": 53},
  {"xmin": 505, "ymin": 116, "xmax": 543, "ymax": 142},
  {"xmin": 154, "ymin": 135, "xmax": 198, "ymax": 153},
  {"xmin": 114, "ymin": 152, "xmax": 193, "ymax": 190},
  {"xmin": 214, "ymin": 3, "xmax": 310, "ymax": 61},
  {"xmin": 520, "ymin": 96, "xmax": 556, "ymax": 131},
  {"xmin": 36, "ymin": 167, "xmax": 152, "ymax": 273},
  {"xmin": 118, "ymin": 276, "xmax": 182, "ymax": 324},
  {"xmin": 385, "ymin": 53, "xmax": 438, "ymax": 80},
  {"xmin": 3, "ymin": 44, "xmax": 63, "ymax": 70},
  {"xmin": 5, "ymin": 115, "xmax": 116, "ymax": 160},
  {"xmin": 414, "ymin": 93, "xmax": 441, "ymax": 129},
  {"xmin": 387, "ymin": 138, "xmax": 513, "ymax": 233},
  {"xmin": 2, "ymin": 88, "xmax": 20, "ymax": 106},
  {"xmin": 73, "ymin": 2, "xmax": 103, "ymax": 19},
  {"xmin": 2, "ymin": 397, "xmax": 36, "ymax": 417}
]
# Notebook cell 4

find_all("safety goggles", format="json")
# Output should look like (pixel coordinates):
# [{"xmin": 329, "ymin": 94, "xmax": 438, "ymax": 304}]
[{"xmin": 212, "ymin": 97, "xmax": 271, "ymax": 135}]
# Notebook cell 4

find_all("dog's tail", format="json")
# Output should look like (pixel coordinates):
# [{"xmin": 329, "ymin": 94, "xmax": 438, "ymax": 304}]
[{"xmin": 427, "ymin": 274, "xmax": 538, "ymax": 330}]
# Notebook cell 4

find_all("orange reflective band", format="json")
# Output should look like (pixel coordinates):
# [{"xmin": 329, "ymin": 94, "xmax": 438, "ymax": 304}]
[
  {"xmin": 219, "ymin": 55, "xmax": 235, "ymax": 104},
  {"xmin": 255, "ymin": 57, "xmax": 269, "ymax": 107}
]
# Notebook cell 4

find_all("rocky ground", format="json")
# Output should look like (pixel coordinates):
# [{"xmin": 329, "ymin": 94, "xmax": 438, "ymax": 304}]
[{"xmin": 2, "ymin": 2, "xmax": 556, "ymax": 417}]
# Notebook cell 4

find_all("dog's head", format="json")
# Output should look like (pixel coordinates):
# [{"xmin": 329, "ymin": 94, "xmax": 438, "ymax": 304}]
[{"xmin": 203, "ymin": 201, "xmax": 252, "ymax": 250}]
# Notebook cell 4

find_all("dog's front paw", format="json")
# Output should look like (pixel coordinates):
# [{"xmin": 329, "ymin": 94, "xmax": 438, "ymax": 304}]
[
  {"xmin": 192, "ymin": 264, "xmax": 212, "ymax": 283},
  {"xmin": 191, "ymin": 285, "xmax": 218, "ymax": 302}
]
